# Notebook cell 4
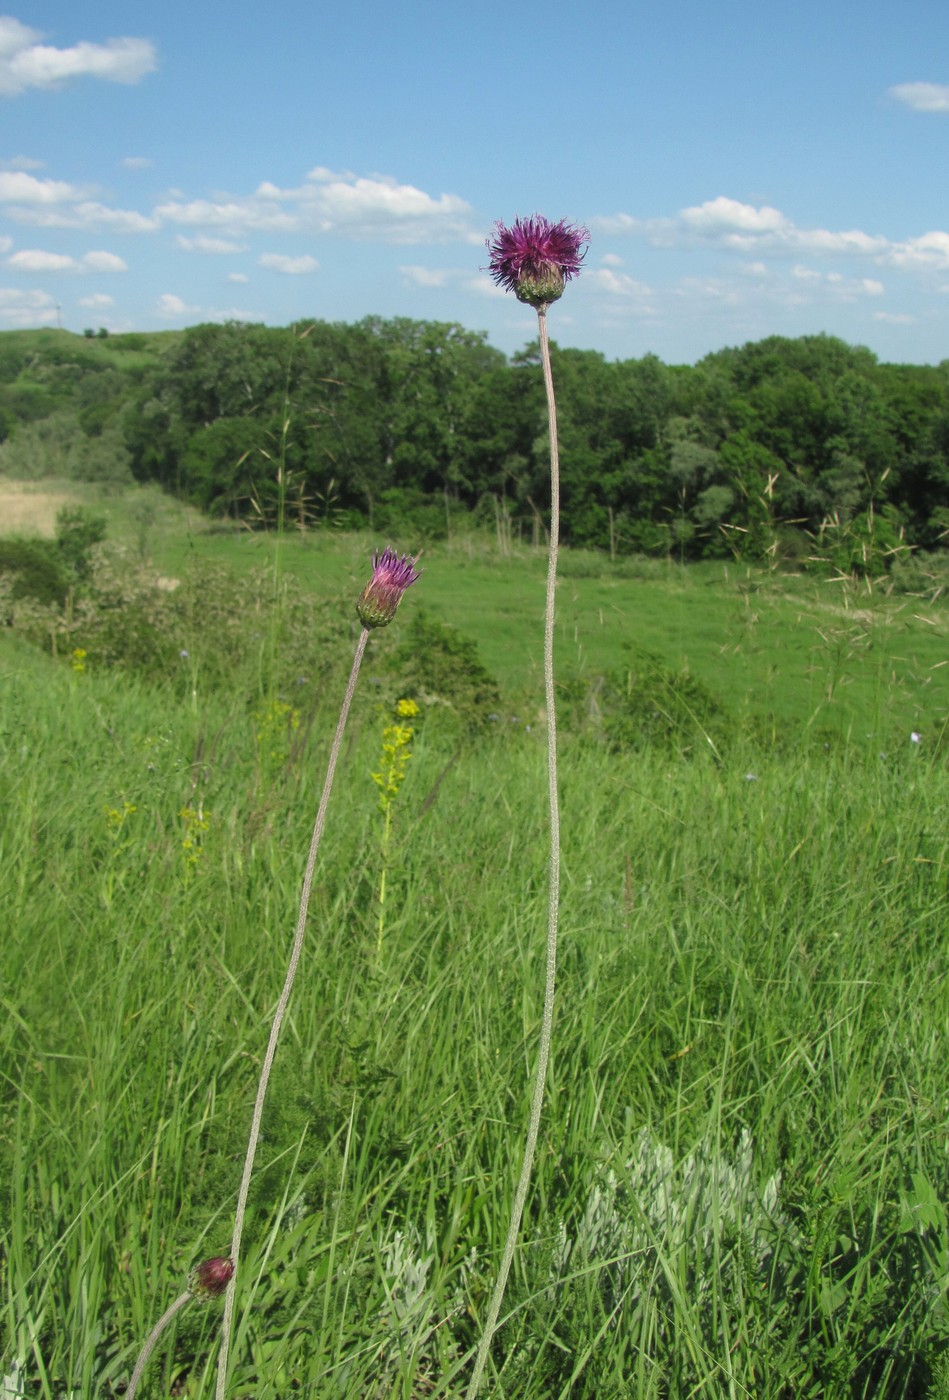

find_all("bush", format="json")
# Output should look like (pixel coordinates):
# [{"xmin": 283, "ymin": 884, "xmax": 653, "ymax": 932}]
[
  {"xmin": 386, "ymin": 610, "xmax": 501, "ymax": 731},
  {"xmin": 563, "ymin": 647, "xmax": 733, "ymax": 756},
  {"xmin": 0, "ymin": 538, "xmax": 70, "ymax": 607},
  {"xmin": 2, "ymin": 544, "xmax": 355, "ymax": 706},
  {"xmin": 56, "ymin": 506, "xmax": 107, "ymax": 580}
]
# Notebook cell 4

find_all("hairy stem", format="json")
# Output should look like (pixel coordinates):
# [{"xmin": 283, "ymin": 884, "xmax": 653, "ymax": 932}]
[
  {"xmin": 126, "ymin": 1291, "xmax": 191, "ymax": 1400},
  {"xmin": 466, "ymin": 304, "xmax": 561, "ymax": 1397},
  {"xmin": 215, "ymin": 625, "xmax": 371, "ymax": 1399}
]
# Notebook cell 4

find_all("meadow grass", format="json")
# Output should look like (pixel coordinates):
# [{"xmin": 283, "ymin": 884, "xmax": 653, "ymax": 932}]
[
  {"xmin": 3, "ymin": 476, "xmax": 946, "ymax": 748},
  {"xmin": 2, "ymin": 557, "xmax": 948, "ymax": 1398},
  {"xmin": 133, "ymin": 518, "xmax": 947, "ymax": 746}
]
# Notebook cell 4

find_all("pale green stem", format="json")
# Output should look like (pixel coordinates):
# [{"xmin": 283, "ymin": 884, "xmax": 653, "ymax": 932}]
[
  {"xmin": 466, "ymin": 304, "xmax": 561, "ymax": 1397},
  {"xmin": 215, "ymin": 625, "xmax": 371, "ymax": 1400},
  {"xmin": 126, "ymin": 1290, "xmax": 191, "ymax": 1400}
]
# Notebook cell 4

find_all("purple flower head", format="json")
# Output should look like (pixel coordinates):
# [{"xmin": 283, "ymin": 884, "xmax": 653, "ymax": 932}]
[
  {"xmin": 356, "ymin": 547, "xmax": 421, "ymax": 629},
  {"xmin": 188, "ymin": 1256, "xmax": 234, "ymax": 1301},
  {"xmin": 487, "ymin": 215, "xmax": 590, "ymax": 307}
]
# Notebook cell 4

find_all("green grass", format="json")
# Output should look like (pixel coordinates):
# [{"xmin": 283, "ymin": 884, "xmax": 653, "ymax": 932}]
[
  {"xmin": 2, "ymin": 528, "xmax": 949, "ymax": 1397},
  {"xmin": 146, "ymin": 522, "xmax": 948, "ymax": 748},
  {"xmin": 6, "ymin": 479, "xmax": 946, "ymax": 747}
]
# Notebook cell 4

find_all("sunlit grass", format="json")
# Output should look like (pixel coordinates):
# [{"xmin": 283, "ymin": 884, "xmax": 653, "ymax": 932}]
[{"xmin": 3, "ymin": 618, "xmax": 948, "ymax": 1394}]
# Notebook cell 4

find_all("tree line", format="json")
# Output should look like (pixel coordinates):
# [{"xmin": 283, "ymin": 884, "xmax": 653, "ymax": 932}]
[{"xmin": 2, "ymin": 319, "xmax": 948, "ymax": 564}]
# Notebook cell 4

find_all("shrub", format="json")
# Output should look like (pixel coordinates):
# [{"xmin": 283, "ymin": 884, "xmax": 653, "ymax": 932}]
[
  {"xmin": 563, "ymin": 647, "xmax": 733, "ymax": 756},
  {"xmin": 0, "ymin": 538, "xmax": 70, "ymax": 607},
  {"xmin": 56, "ymin": 506, "xmax": 107, "ymax": 580},
  {"xmin": 386, "ymin": 610, "xmax": 501, "ymax": 731}
]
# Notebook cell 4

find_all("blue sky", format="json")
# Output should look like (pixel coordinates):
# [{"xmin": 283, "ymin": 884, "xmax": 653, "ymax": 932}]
[{"xmin": 2, "ymin": 0, "xmax": 949, "ymax": 364}]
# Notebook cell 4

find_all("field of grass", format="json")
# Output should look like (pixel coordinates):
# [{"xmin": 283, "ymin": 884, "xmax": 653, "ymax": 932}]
[{"xmin": 2, "ymin": 505, "xmax": 949, "ymax": 1397}]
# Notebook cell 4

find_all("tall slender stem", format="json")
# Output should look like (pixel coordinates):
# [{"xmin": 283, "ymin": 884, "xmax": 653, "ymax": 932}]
[
  {"xmin": 215, "ymin": 626, "xmax": 371, "ymax": 1399},
  {"xmin": 466, "ymin": 305, "xmax": 561, "ymax": 1397}
]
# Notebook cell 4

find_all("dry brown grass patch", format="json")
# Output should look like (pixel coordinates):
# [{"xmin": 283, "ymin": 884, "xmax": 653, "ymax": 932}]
[{"xmin": 0, "ymin": 480, "xmax": 84, "ymax": 537}]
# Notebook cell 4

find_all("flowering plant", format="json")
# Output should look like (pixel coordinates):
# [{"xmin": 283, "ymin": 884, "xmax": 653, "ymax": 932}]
[
  {"xmin": 468, "ymin": 218, "xmax": 588, "ymax": 1397},
  {"xmin": 128, "ymin": 548, "xmax": 419, "ymax": 1400},
  {"xmin": 357, "ymin": 548, "xmax": 421, "ymax": 629},
  {"xmin": 486, "ymin": 214, "xmax": 589, "ymax": 307}
]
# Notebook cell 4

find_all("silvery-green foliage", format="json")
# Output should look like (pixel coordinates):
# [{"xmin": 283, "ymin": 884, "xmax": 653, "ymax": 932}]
[
  {"xmin": 555, "ymin": 1128, "xmax": 793, "ymax": 1313},
  {"xmin": 381, "ymin": 1226, "xmax": 435, "ymax": 1329},
  {"xmin": 374, "ymin": 1222, "xmax": 480, "ymax": 1381},
  {"xmin": 0, "ymin": 1362, "xmax": 25, "ymax": 1400}
]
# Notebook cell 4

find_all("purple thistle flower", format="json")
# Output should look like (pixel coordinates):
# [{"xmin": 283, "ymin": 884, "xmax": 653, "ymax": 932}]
[
  {"xmin": 356, "ymin": 547, "xmax": 421, "ymax": 629},
  {"xmin": 487, "ymin": 215, "xmax": 590, "ymax": 307},
  {"xmin": 188, "ymin": 1256, "xmax": 234, "ymax": 1301}
]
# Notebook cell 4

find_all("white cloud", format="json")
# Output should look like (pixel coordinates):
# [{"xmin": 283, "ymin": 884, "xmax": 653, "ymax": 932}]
[
  {"xmin": 155, "ymin": 197, "xmax": 297, "ymax": 234},
  {"xmin": 587, "ymin": 268, "xmax": 652, "ymax": 298},
  {"xmin": 3, "ymin": 163, "xmax": 472, "ymax": 251},
  {"xmin": 156, "ymin": 292, "xmax": 258, "ymax": 322},
  {"xmin": 400, "ymin": 264, "xmax": 452, "ymax": 288},
  {"xmin": 889, "ymin": 82, "xmax": 949, "ymax": 113},
  {"xmin": 0, "ymin": 169, "xmax": 157, "ymax": 241},
  {"xmin": 600, "ymin": 252, "xmax": 624, "ymax": 267},
  {"xmin": 83, "ymin": 250, "xmax": 127, "ymax": 272},
  {"xmin": 7, "ymin": 201, "xmax": 159, "ymax": 232},
  {"xmin": 671, "ymin": 198, "xmax": 889, "ymax": 258},
  {"xmin": 592, "ymin": 194, "xmax": 949, "ymax": 275},
  {"xmin": 122, "ymin": 156, "xmax": 152, "ymax": 170},
  {"xmin": 874, "ymin": 311, "xmax": 915, "ymax": 324},
  {"xmin": 79, "ymin": 292, "xmax": 114, "ymax": 308},
  {"xmin": 5, "ymin": 247, "xmax": 127, "ymax": 273},
  {"xmin": 158, "ymin": 168, "xmax": 474, "ymax": 244},
  {"xmin": 258, "ymin": 252, "xmax": 318, "ymax": 274},
  {"xmin": 681, "ymin": 195, "xmax": 787, "ymax": 235},
  {"xmin": 887, "ymin": 230, "xmax": 949, "ymax": 269},
  {"xmin": 176, "ymin": 234, "xmax": 246, "ymax": 254},
  {"xmin": 1, "ymin": 154, "xmax": 44, "ymax": 170},
  {"xmin": 589, "ymin": 212, "xmax": 640, "ymax": 236},
  {"xmin": 469, "ymin": 273, "xmax": 510, "ymax": 299},
  {"xmin": 0, "ymin": 285, "xmax": 57, "ymax": 325},
  {"xmin": 0, "ymin": 235, "xmax": 11, "ymax": 254},
  {"xmin": 7, "ymin": 249, "xmax": 75, "ymax": 272},
  {"xmin": 0, "ymin": 17, "xmax": 156, "ymax": 98},
  {"xmin": 671, "ymin": 264, "xmax": 885, "ymax": 314},
  {"xmin": 228, "ymin": 272, "xmax": 249, "ymax": 283},
  {"xmin": 156, "ymin": 292, "xmax": 194, "ymax": 317},
  {"xmin": 0, "ymin": 170, "xmax": 85, "ymax": 203},
  {"xmin": 674, "ymin": 276, "xmax": 746, "ymax": 306}
]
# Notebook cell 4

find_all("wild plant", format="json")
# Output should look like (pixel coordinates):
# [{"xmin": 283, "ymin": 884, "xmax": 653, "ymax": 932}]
[
  {"xmin": 466, "ymin": 215, "xmax": 589, "ymax": 1397},
  {"xmin": 371, "ymin": 697, "xmax": 419, "ymax": 957},
  {"xmin": 124, "ymin": 547, "xmax": 420, "ymax": 1399}
]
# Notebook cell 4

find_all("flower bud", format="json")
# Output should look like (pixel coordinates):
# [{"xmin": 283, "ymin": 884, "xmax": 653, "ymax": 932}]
[
  {"xmin": 486, "ymin": 215, "xmax": 589, "ymax": 307},
  {"xmin": 188, "ymin": 1256, "xmax": 234, "ymax": 1301},
  {"xmin": 356, "ymin": 548, "xmax": 421, "ymax": 629}
]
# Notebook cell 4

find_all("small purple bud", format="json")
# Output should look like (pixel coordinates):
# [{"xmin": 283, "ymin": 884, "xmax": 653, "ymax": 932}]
[
  {"xmin": 356, "ymin": 547, "xmax": 421, "ymax": 629},
  {"xmin": 188, "ymin": 1256, "xmax": 234, "ymax": 1301},
  {"xmin": 486, "ymin": 215, "xmax": 589, "ymax": 307}
]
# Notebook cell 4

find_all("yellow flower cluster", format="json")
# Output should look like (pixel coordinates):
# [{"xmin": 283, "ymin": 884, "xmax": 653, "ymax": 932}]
[
  {"xmin": 71, "ymin": 648, "xmax": 87, "ymax": 675},
  {"xmin": 105, "ymin": 800, "xmax": 138, "ymax": 834},
  {"xmin": 180, "ymin": 804, "xmax": 212, "ymax": 869},
  {"xmin": 371, "ymin": 698, "xmax": 419, "ymax": 811}
]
